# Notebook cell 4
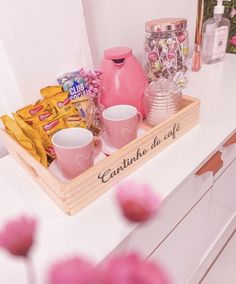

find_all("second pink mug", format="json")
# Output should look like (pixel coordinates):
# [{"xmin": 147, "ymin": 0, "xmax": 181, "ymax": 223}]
[
  {"xmin": 52, "ymin": 127, "xmax": 102, "ymax": 179},
  {"xmin": 102, "ymin": 105, "xmax": 143, "ymax": 149}
]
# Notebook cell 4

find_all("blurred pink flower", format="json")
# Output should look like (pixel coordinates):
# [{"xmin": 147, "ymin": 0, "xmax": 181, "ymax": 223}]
[
  {"xmin": 97, "ymin": 253, "xmax": 170, "ymax": 284},
  {"xmin": 229, "ymin": 36, "xmax": 236, "ymax": 46},
  {"xmin": 0, "ymin": 216, "xmax": 36, "ymax": 257},
  {"xmin": 116, "ymin": 181, "xmax": 160, "ymax": 223},
  {"xmin": 49, "ymin": 257, "xmax": 95, "ymax": 284}
]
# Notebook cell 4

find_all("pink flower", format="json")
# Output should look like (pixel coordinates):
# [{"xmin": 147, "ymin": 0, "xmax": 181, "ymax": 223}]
[
  {"xmin": 116, "ymin": 181, "xmax": 160, "ymax": 223},
  {"xmin": 0, "ymin": 216, "xmax": 36, "ymax": 257},
  {"xmin": 48, "ymin": 257, "xmax": 95, "ymax": 284},
  {"xmin": 97, "ymin": 253, "xmax": 170, "ymax": 284},
  {"xmin": 229, "ymin": 36, "xmax": 236, "ymax": 46}
]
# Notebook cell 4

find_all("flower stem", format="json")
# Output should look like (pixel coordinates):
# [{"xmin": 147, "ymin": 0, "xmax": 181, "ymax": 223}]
[{"xmin": 26, "ymin": 256, "xmax": 36, "ymax": 284}]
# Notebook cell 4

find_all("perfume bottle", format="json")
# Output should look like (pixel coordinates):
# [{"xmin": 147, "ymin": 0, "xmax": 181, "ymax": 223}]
[{"xmin": 202, "ymin": 0, "xmax": 230, "ymax": 64}]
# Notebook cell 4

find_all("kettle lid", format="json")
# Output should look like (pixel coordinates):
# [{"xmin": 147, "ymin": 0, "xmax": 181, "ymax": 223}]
[{"xmin": 104, "ymin": 47, "xmax": 132, "ymax": 60}]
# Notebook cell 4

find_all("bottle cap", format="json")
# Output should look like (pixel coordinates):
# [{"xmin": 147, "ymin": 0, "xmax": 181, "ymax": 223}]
[{"xmin": 214, "ymin": 0, "xmax": 225, "ymax": 14}]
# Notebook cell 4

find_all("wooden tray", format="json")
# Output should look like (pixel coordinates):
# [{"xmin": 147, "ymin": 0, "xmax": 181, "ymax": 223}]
[{"xmin": 0, "ymin": 95, "xmax": 200, "ymax": 215}]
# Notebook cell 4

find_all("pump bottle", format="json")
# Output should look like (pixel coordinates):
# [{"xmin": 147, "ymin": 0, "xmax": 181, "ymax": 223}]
[{"xmin": 202, "ymin": 0, "xmax": 230, "ymax": 64}]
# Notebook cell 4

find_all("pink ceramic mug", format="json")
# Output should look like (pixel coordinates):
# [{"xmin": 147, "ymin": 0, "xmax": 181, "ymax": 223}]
[
  {"xmin": 102, "ymin": 105, "xmax": 143, "ymax": 149},
  {"xmin": 52, "ymin": 128, "xmax": 102, "ymax": 179}
]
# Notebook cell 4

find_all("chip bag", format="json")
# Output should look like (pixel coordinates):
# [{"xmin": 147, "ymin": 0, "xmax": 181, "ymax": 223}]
[
  {"xmin": 12, "ymin": 113, "xmax": 48, "ymax": 167},
  {"xmin": 47, "ymin": 92, "xmax": 77, "ymax": 116},
  {"xmin": 16, "ymin": 100, "xmax": 50, "ymax": 121},
  {"xmin": 36, "ymin": 116, "xmax": 67, "ymax": 159},
  {"xmin": 63, "ymin": 114, "xmax": 86, "ymax": 128},
  {"xmin": 25, "ymin": 108, "xmax": 57, "ymax": 127},
  {"xmin": 40, "ymin": 86, "xmax": 63, "ymax": 98},
  {"xmin": 1, "ymin": 115, "xmax": 41, "ymax": 162},
  {"xmin": 70, "ymin": 96, "xmax": 95, "ymax": 127}
]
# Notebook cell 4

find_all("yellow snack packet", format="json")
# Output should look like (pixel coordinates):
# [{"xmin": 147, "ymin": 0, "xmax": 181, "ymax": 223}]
[
  {"xmin": 45, "ymin": 145, "xmax": 56, "ymax": 160},
  {"xmin": 17, "ymin": 100, "xmax": 50, "ymax": 120},
  {"xmin": 70, "ymin": 95, "xmax": 95, "ymax": 129},
  {"xmin": 37, "ymin": 117, "xmax": 66, "ymax": 159},
  {"xmin": 13, "ymin": 113, "xmax": 48, "ymax": 167},
  {"xmin": 47, "ymin": 92, "xmax": 77, "ymax": 115},
  {"xmin": 40, "ymin": 86, "xmax": 63, "ymax": 99},
  {"xmin": 36, "ymin": 116, "xmax": 67, "ymax": 158},
  {"xmin": 64, "ymin": 114, "xmax": 86, "ymax": 128},
  {"xmin": 25, "ymin": 108, "xmax": 57, "ymax": 127},
  {"xmin": 1, "ymin": 115, "xmax": 41, "ymax": 162}
]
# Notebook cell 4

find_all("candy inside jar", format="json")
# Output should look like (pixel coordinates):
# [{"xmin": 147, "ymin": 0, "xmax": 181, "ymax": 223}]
[{"xmin": 144, "ymin": 18, "xmax": 189, "ymax": 88}]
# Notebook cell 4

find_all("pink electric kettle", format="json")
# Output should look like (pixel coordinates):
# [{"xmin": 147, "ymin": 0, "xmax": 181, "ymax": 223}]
[{"xmin": 99, "ymin": 47, "xmax": 148, "ymax": 115}]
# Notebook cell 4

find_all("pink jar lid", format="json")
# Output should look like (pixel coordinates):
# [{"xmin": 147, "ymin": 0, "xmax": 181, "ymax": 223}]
[{"xmin": 104, "ymin": 47, "xmax": 132, "ymax": 60}]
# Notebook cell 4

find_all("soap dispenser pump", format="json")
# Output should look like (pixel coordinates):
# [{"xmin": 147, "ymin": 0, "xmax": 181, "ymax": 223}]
[{"xmin": 202, "ymin": 0, "xmax": 231, "ymax": 64}]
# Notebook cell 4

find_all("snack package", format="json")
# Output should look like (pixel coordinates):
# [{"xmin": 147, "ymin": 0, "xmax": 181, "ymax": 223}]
[
  {"xmin": 58, "ymin": 69, "xmax": 104, "ymax": 136},
  {"xmin": 47, "ymin": 92, "xmax": 77, "ymax": 116},
  {"xmin": 70, "ymin": 95, "xmax": 93, "ymax": 123},
  {"xmin": 36, "ymin": 116, "xmax": 67, "ymax": 159},
  {"xmin": 45, "ymin": 145, "xmax": 57, "ymax": 161},
  {"xmin": 63, "ymin": 114, "xmax": 86, "ymax": 128},
  {"xmin": 26, "ymin": 108, "xmax": 58, "ymax": 127},
  {"xmin": 16, "ymin": 98, "xmax": 58, "ymax": 129},
  {"xmin": 16, "ymin": 100, "xmax": 50, "ymax": 120},
  {"xmin": 40, "ymin": 86, "xmax": 63, "ymax": 98},
  {"xmin": 58, "ymin": 71, "xmax": 89, "ymax": 100},
  {"xmin": 12, "ymin": 113, "xmax": 48, "ymax": 167},
  {"xmin": 1, "ymin": 115, "xmax": 41, "ymax": 162}
]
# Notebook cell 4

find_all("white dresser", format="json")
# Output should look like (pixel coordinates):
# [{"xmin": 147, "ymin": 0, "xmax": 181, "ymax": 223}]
[{"xmin": 0, "ymin": 55, "xmax": 235, "ymax": 283}]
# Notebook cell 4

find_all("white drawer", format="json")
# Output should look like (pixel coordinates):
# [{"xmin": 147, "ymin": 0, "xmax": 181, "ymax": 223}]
[
  {"xmin": 212, "ymin": 159, "xmax": 236, "ymax": 213},
  {"xmin": 148, "ymin": 188, "xmax": 234, "ymax": 284},
  {"xmin": 149, "ymin": 190, "xmax": 212, "ymax": 284},
  {"xmin": 190, "ymin": 175, "xmax": 236, "ymax": 284},
  {"xmin": 114, "ymin": 171, "xmax": 214, "ymax": 258},
  {"xmin": 150, "ymin": 166, "xmax": 236, "ymax": 284}
]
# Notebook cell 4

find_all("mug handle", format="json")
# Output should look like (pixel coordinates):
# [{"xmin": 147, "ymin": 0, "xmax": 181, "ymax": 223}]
[
  {"xmin": 92, "ymin": 137, "xmax": 102, "ymax": 158},
  {"xmin": 136, "ymin": 112, "xmax": 143, "ymax": 130}
]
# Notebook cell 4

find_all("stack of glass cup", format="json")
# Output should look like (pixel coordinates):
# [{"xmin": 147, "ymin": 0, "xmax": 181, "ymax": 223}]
[{"xmin": 144, "ymin": 78, "xmax": 182, "ymax": 125}]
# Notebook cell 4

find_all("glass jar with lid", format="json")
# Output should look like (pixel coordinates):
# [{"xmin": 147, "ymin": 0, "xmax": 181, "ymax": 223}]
[{"xmin": 144, "ymin": 18, "xmax": 189, "ymax": 88}]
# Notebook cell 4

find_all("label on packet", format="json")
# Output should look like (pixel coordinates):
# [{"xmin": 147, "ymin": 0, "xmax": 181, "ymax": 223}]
[
  {"xmin": 16, "ymin": 100, "xmax": 50, "ymax": 120},
  {"xmin": 36, "ymin": 116, "xmax": 66, "ymax": 151},
  {"xmin": 59, "ymin": 73, "xmax": 89, "ymax": 100},
  {"xmin": 47, "ymin": 92, "xmax": 77, "ymax": 116}
]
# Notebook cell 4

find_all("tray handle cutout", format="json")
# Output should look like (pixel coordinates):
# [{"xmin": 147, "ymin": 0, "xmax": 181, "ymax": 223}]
[{"xmin": 196, "ymin": 151, "xmax": 223, "ymax": 176}]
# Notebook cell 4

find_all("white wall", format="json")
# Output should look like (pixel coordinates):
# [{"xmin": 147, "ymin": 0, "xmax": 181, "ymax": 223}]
[
  {"xmin": 0, "ymin": 41, "xmax": 26, "ymax": 157},
  {"xmin": 82, "ymin": 0, "xmax": 196, "ymax": 67},
  {"xmin": 0, "ymin": 0, "xmax": 92, "ymax": 157},
  {"xmin": 0, "ymin": 0, "xmax": 93, "ymax": 106}
]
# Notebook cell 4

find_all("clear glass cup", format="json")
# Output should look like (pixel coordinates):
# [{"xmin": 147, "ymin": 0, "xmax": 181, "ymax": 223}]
[{"xmin": 144, "ymin": 78, "xmax": 183, "ymax": 125}]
